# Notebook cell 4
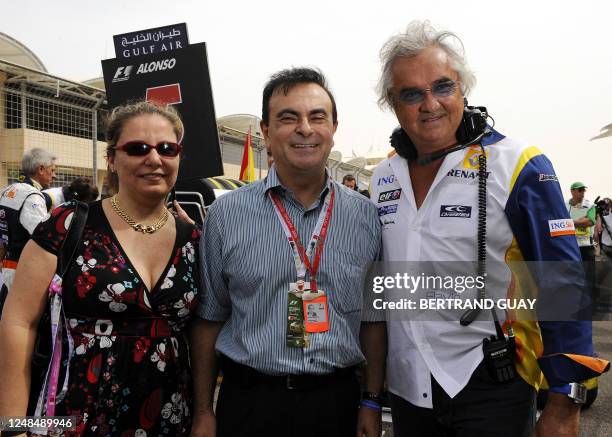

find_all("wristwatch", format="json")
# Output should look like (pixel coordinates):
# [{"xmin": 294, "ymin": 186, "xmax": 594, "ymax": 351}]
[{"xmin": 549, "ymin": 382, "xmax": 587, "ymax": 404}]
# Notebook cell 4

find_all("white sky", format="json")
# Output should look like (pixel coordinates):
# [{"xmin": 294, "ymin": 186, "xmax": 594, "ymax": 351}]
[{"xmin": 2, "ymin": 0, "xmax": 611, "ymax": 197}]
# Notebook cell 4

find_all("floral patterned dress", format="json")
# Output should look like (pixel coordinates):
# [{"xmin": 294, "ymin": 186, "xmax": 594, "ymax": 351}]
[{"xmin": 31, "ymin": 200, "xmax": 201, "ymax": 436}]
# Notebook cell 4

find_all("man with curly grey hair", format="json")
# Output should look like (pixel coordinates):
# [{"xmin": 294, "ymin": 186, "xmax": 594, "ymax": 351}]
[
  {"xmin": 0, "ymin": 148, "xmax": 56, "ymax": 315},
  {"xmin": 370, "ymin": 20, "xmax": 607, "ymax": 436}
]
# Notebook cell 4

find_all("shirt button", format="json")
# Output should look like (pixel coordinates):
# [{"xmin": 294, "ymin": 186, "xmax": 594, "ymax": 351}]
[
  {"xmin": 309, "ymin": 358, "xmax": 315, "ymax": 363},
  {"xmin": 423, "ymin": 393, "xmax": 428, "ymax": 398}
]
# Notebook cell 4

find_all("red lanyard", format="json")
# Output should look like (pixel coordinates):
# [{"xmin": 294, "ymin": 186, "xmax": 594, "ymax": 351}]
[{"xmin": 269, "ymin": 187, "xmax": 335, "ymax": 292}]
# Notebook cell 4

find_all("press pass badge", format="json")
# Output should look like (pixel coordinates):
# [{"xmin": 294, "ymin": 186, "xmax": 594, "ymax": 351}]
[
  {"xmin": 272, "ymin": 188, "xmax": 335, "ymax": 348},
  {"xmin": 286, "ymin": 282, "xmax": 309, "ymax": 348},
  {"xmin": 302, "ymin": 290, "xmax": 329, "ymax": 333}
]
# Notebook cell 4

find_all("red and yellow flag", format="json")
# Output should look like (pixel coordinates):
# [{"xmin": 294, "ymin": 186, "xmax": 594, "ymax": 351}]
[{"xmin": 239, "ymin": 128, "xmax": 255, "ymax": 182}]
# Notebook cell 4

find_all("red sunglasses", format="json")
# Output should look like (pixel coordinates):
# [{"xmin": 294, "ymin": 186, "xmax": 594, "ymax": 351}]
[{"xmin": 113, "ymin": 141, "xmax": 182, "ymax": 157}]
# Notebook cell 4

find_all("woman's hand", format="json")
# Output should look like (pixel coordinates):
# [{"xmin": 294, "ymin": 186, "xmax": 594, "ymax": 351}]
[{"xmin": 172, "ymin": 200, "xmax": 196, "ymax": 226}]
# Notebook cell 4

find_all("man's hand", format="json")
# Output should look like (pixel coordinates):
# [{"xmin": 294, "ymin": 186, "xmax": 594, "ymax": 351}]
[
  {"xmin": 190, "ymin": 408, "xmax": 216, "ymax": 437},
  {"xmin": 534, "ymin": 392, "xmax": 580, "ymax": 437},
  {"xmin": 356, "ymin": 406, "xmax": 382, "ymax": 437},
  {"xmin": 573, "ymin": 216, "xmax": 594, "ymax": 228},
  {"xmin": 189, "ymin": 320, "xmax": 223, "ymax": 437}
]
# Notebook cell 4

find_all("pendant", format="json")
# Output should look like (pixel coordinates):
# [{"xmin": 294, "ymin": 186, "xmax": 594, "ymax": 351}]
[{"xmin": 133, "ymin": 223, "xmax": 156, "ymax": 234}]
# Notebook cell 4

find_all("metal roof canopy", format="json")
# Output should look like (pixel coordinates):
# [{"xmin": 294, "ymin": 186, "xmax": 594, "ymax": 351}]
[
  {"xmin": 217, "ymin": 113, "xmax": 266, "ymax": 151},
  {"xmin": 0, "ymin": 32, "xmax": 47, "ymax": 72},
  {"xmin": 0, "ymin": 59, "xmax": 106, "ymax": 107}
]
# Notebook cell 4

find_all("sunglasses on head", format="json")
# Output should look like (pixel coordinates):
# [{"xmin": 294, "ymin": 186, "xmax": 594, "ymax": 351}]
[
  {"xmin": 397, "ymin": 79, "xmax": 459, "ymax": 105},
  {"xmin": 113, "ymin": 141, "xmax": 182, "ymax": 157}
]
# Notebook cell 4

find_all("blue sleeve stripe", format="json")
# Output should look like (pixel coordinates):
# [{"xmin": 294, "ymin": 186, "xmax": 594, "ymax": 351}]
[{"xmin": 505, "ymin": 153, "xmax": 580, "ymax": 262}]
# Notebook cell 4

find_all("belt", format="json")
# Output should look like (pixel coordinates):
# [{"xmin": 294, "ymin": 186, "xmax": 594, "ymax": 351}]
[
  {"xmin": 69, "ymin": 316, "xmax": 173, "ymax": 337},
  {"xmin": 2, "ymin": 259, "xmax": 17, "ymax": 269},
  {"xmin": 220, "ymin": 356, "xmax": 357, "ymax": 391}
]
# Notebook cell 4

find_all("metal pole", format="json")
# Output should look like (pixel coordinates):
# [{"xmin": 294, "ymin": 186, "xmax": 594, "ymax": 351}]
[
  {"xmin": 20, "ymin": 82, "xmax": 26, "ymax": 128},
  {"xmin": 355, "ymin": 168, "xmax": 363, "ymax": 184},
  {"xmin": 91, "ymin": 97, "xmax": 104, "ymax": 188},
  {"xmin": 92, "ymin": 109, "xmax": 98, "ymax": 187},
  {"xmin": 258, "ymin": 147, "xmax": 262, "ymax": 180}
]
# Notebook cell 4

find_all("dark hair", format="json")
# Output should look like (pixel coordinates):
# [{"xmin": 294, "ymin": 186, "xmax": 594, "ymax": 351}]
[
  {"xmin": 261, "ymin": 67, "xmax": 337, "ymax": 125},
  {"xmin": 63, "ymin": 177, "xmax": 99, "ymax": 203},
  {"xmin": 342, "ymin": 174, "xmax": 358, "ymax": 190}
]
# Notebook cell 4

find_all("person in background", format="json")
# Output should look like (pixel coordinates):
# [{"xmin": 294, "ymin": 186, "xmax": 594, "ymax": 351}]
[
  {"xmin": 342, "ymin": 174, "xmax": 358, "ymax": 190},
  {"xmin": 0, "ymin": 148, "xmax": 56, "ymax": 314},
  {"xmin": 342, "ymin": 174, "xmax": 370, "ymax": 198},
  {"xmin": 0, "ymin": 101, "xmax": 201, "ymax": 435},
  {"xmin": 43, "ymin": 177, "xmax": 100, "ymax": 210},
  {"xmin": 266, "ymin": 147, "xmax": 275, "ymax": 169},
  {"xmin": 568, "ymin": 182, "xmax": 596, "ymax": 261},
  {"xmin": 595, "ymin": 197, "xmax": 612, "ymax": 317},
  {"xmin": 596, "ymin": 198, "xmax": 612, "ymax": 259}
]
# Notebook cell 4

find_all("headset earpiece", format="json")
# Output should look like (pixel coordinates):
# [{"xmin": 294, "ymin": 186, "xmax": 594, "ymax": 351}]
[
  {"xmin": 389, "ymin": 127, "xmax": 417, "ymax": 161},
  {"xmin": 456, "ymin": 106, "xmax": 488, "ymax": 145}
]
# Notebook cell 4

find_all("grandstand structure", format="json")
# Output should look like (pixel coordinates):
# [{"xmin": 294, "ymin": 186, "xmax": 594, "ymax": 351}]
[{"xmin": 0, "ymin": 32, "xmax": 381, "ymax": 193}]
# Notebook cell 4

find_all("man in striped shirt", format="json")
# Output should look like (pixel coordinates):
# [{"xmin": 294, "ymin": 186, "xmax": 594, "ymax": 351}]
[{"xmin": 191, "ymin": 67, "xmax": 385, "ymax": 437}]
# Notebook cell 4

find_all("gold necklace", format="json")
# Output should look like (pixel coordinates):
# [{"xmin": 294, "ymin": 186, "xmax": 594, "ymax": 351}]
[{"xmin": 110, "ymin": 195, "xmax": 169, "ymax": 234}]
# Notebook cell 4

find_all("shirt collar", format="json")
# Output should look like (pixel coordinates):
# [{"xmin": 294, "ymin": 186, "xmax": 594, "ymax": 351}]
[
  {"xmin": 481, "ymin": 126, "xmax": 505, "ymax": 147},
  {"xmin": 22, "ymin": 176, "xmax": 43, "ymax": 190},
  {"xmin": 263, "ymin": 166, "xmax": 333, "ymax": 199},
  {"xmin": 396, "ymin": 125, "xmax": 505, "ymax": 160}
]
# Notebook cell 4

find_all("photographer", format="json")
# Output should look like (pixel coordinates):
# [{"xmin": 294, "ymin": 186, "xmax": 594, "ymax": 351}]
[
  {"xmin": 595, "ymin": 198, "xmax": 612, "ymax": 319},
  {"xmin": 595, "ymin": 197, "xmax": 612, "ymax": 259}
]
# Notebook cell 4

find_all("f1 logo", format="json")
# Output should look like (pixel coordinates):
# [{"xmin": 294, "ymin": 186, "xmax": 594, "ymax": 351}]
[{"xmin": 112, "ymin": 65, "xmax": 133, "ymax": 82}]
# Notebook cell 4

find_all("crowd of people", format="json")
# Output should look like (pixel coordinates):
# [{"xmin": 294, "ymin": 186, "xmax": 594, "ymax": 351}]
[{"xmin": 0, "ymin": 19, "xmax": 610, "ymax": 437}]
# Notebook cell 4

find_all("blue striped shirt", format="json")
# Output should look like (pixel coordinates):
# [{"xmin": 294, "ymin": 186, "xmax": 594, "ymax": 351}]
[{"xmin": 196, "ymin": 167, "xmax": 381, "ymax": 375}]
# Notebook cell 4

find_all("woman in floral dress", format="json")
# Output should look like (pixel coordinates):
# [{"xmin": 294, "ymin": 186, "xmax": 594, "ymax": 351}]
[{"xmin": 0, "ymin": 101, "xmax": 200, "ymax": 436}]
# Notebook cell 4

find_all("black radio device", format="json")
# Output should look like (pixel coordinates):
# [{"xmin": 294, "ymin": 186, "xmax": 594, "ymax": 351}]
[{"xmin": 483, "ymin": 330, "xmax": 518, "ymax": 383}]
